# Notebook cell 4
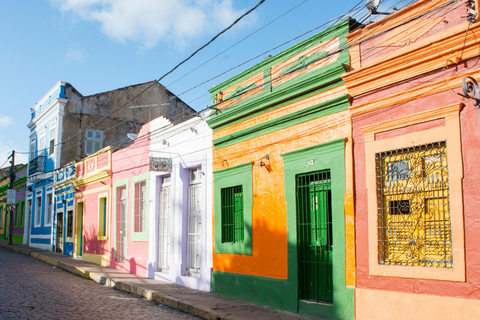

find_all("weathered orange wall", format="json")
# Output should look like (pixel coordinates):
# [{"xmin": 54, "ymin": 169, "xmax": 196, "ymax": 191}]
[{"xmin": 212, "ymin": 109, "xmax": 351, "ymax": 280}]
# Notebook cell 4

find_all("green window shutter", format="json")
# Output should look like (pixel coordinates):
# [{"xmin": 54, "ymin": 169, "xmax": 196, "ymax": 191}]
[{"xmin": 234, "ymin": 192, "xmax": 244, "ymax": 242}]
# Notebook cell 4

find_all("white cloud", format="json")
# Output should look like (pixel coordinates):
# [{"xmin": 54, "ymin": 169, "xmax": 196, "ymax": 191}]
[
  {"xmin": 0, "ymin": 115, "xmax": 14, "ymax": 127},
  {"xmin": 65, "ymin": 44, "xmax": 89, "ymax": 62},
  {"xmin": 50, "ymin": 0, "xmax": 253, "ymax": 49}
]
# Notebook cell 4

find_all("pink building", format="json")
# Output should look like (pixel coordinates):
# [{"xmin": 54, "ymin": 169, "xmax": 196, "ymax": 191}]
[
  {"xmin": 110, "ymin": 122, "xmax": 151, "ymax": 277},
  {"xmin": 73, "ymin": 146, "xmax": 114, "ymax": 265}
]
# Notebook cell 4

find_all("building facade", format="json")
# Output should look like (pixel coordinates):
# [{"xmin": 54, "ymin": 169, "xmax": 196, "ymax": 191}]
[
  {"xmin": 26, "ymin": 80, "xmax": 196, "ymax": 250},
  {"xmin": 0, "ymin": 164, "xmax": 27, "ymax": 243},
  {"xmin": 147, "ymin": 113, "xmax": 213, "ymax": 291},
  {"xmin": 53, "ymin": 163, "xmax": 76, "ymax": 255},
  {"xmin": 342, "ymin": 0, "xmax": 480, "ymax": 318},
  {"xmin": 207, "ymin": 19, "xmax": 357, "ymax": 319},
  {"xmin": 73, "ymin": 147, "xmax": 114, "ymax": 265}
]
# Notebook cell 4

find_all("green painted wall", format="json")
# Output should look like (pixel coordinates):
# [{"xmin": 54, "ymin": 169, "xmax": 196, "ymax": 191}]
[{"xmin": 212, "ymin": 139, "xmax": 354, "ymax": 319}]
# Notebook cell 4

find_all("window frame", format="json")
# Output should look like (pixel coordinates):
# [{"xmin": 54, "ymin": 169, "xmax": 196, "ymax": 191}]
[
  {"xmin": 131, "ymin": 173, "xmax": 149, "ymax": 241},
  {"xmin": 361, "ymin": 102, "xmax": 465, "ymax": 281},
  {"xmin": 214, "ymin": 162, "xmax": 253, "ymax": 255},
  {"xmin": 48, "ymin": 121, "xmax": 57, "ymax": 157},
  {"xmin": 98, "ymin": 192, "xmax": 109, "ymax": 240},
  {"xmin": 34, "ymin": 191, "xmax": 43, "ymax": 228},
  {"xmin": 85, "ymin": 129, "xmax": 104, "ymax": 156},
  {"xmin": 44, "ymin": 189, "xmax": 54, "ymax": 227},
  {"xmin": 65, "ymin": 206, "xmax": 74, "ymax": 243}
]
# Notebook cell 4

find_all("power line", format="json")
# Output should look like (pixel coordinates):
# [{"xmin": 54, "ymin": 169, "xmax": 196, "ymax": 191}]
[
  {"xmin": 165, "ymin": 0, "xmax": 310, "ymax": 88},
  {"xmin": 27, "ymin": 0, "xmax": 266, "ymax": 156}
]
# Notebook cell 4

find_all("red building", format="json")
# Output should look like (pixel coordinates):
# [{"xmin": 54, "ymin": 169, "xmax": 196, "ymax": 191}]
[{"xmin": 343, "ymin": 0, "xmax": 480, "ymax": 318}]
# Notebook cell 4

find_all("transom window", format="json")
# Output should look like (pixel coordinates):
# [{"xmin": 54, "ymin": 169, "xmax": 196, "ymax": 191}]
[
  {"xmin": 221, "ymin": 185, "xmax": 244, "ymax": 243},
  {"xmin": 376, "ymin": 141, "xmax": 452, "ymax": 268}
]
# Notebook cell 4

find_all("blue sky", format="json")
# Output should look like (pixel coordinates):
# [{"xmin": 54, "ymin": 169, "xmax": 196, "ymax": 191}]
[{"xmin": 0, "ymin": 0, "xmax": 399, "ymax": 167}]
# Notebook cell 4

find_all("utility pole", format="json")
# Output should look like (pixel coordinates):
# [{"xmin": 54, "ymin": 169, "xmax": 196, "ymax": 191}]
[{"xmin": 8, "ymin": 150, "xmax": 15, "ymax": 245}]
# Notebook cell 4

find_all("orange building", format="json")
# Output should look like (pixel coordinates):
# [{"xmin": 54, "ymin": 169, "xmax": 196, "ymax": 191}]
[
  {"xmin": 343, "ymin": 0, "xmax": 480, "ymax": 318},
  {"xmin": 207, "ymin": 19, "xmax": 357, "ymax": 319}
]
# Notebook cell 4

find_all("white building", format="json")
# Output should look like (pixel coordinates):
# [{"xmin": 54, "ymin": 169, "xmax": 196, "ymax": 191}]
[{"xmin": 147, "ymin": 112, "xmax": 213, "ymax": 291}]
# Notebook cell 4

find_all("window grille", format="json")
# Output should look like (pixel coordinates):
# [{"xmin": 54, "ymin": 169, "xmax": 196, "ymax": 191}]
[
  {"xmin": 186, "ymin": 180, "xmax": 201, "ymax": 277},
  {"xmin": 158, "ymin": 176, "xmax": 171, "ymax": 272},
  {"xmin": 134, "ymin": 181, "xmax": 147, "ymax": 233},
  {"xmin": 376, "ymin": 141, "xmax": 452, "ymax": 268},
  {"xmin": 221, "ymin": 186, "xmax": 244, "ymax": 243},
  {"xmin": 296, "ymin": 170, "xmax": 333, "ymax": 303}
]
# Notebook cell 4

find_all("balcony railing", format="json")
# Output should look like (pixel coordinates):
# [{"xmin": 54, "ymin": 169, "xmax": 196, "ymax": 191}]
[{"xmin": 29, "ymin": 156, "xmax": 46, "ymax": 175}]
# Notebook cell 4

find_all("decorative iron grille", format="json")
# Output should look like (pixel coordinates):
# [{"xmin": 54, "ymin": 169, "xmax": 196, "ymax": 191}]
[
  {"xmin": 221, "ymin": 185, "xmax": 244, "ymax": 243},
  {"xmin": 296, "ymin": 170, "xmax": 333, "ymax": 303},
  {"xmin": 186, "ymin": 183, "xmax": 202, "ymax": 277},
  {"xmin": 376, "ymin": 141, "xmax": 452, "ymax": 268}
]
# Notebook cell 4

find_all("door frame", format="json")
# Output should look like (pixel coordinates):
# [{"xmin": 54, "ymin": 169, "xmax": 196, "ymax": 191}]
[
  {"xmin": 281, "ymin": 138, "xmax": 353, "ymax": 318},
  {"xmin": 75, "ymin": 200, "xmax": 84, "ymax": 257}
]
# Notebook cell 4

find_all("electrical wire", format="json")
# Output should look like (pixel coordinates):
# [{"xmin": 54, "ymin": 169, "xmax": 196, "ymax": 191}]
[
  {"xmin": 20, "ymin": 0, "xmax": 440, "ymax": 160},
  {"xmin": 23, "ymin": 0, "xmax": 266, "ymax": 158},
  {"xmin": 165, "ymin": 0, "xmax": 310, "ymax": 88}
]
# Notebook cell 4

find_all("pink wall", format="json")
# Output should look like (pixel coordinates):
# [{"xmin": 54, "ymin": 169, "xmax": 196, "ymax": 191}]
[
  {"xmin": 353, "ymin": 81, "xmax": 480, "ymax": 299},
  {"xmin": 110, "ymin": 122, "xmax": 150, "ymax": 277}
]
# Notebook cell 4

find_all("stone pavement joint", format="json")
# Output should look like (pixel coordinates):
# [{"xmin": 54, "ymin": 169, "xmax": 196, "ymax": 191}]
[{"xmin": 0, "ymin": 240, "xmax": 317, "ymax": 320}]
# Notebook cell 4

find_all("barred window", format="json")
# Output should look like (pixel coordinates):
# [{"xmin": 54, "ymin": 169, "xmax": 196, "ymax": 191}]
[
  {"xmin": 221, "ymin": 185, "xmax": 244, "ymax": 243},
  {"xmin": 376, "ymin": 141, "xmax": 452, "ymax": 268}
]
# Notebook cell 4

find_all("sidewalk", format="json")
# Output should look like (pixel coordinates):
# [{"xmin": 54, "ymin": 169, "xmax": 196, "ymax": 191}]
[{"xmin": 0, "ymin": 240, "xmax": 317, "ymax": 320}]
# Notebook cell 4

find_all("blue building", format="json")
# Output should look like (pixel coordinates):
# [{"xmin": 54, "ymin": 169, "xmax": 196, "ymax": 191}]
[
  {"xmin": 53, "ymin": 163, "xmax": 75, "ymax": 255},
  {"xmin": 25, "ymin": 81, "xmax": 67, "ymax": 250},
  {"xmin": 25, "ymin": 80, "xmax": 196, "ymax": 252}
]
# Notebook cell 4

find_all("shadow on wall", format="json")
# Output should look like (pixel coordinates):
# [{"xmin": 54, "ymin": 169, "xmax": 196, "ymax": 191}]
[{"xmin": 84, "ymin": 225, "xmax": 106, "ymax": 255}]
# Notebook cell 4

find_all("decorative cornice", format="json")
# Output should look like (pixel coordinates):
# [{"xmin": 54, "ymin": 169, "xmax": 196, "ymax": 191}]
[
  {"xmin": 343, "ymin": 20, "xmax": 479, "ymax": 97},
  {"xmin": 209, "ymin": 18, "xmax": 351, "ymax": 95},
  {"xmin": 212, "ymin": 94, "xmax": 350, "ymax": 149},
  {"xmin": 72, "ymin": 170, "xmax": 111, "ymax": 188},
  {"xmin": 349, "ymin": 65, "xmax": 480, "ymax": 116},
  {"xmin": 360, "ymin": 102, "xmax": 463, "ymax": 141},
  {"xmin": 208, "ymin": 63, "xmax": 347, "ymax": 130}
]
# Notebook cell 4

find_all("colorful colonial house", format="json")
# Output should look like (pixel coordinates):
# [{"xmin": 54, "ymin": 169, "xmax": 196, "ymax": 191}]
[
  {"xmin": 26, "ymin": 82, "xmax": 66, "ymax": 250},
  {"xmin": 0, "ymin": 164, "xmax": 27, "ymax": 243},
  {"xmin": 53, "ymin": 163, "xmax": 76, "ymax": 255},
  {"xmin": 73, "ymin": 147, "xmax": 114, "ymax": 265},
  {"xmin": 207, "ymin": 19, "xmax": 357, "ymax": 318},
  {"xmin": 147, "ymin": 113, "xmax": 213, "ymax": 291},
  {"xmin": 110, "ymin": 123, "xmax": 152, "ymax": 276},
  {"xmin": 342, "ymin": 0, "xmax": 480, "ymax": 318},
  {"xmin": 26, "ymin": 80, "xmax": 195, "ymax": 250}
]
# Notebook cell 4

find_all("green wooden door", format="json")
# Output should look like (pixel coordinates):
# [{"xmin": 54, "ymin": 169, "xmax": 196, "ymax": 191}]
[{"xmin": 296, "ymin": 170, "xmax": 333, "ymax": 303}]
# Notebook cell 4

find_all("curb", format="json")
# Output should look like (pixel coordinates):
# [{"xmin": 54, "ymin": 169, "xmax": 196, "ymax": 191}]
[{"xmin": 0, "ymin": 244, "xmax": 227, "ymax": 320}]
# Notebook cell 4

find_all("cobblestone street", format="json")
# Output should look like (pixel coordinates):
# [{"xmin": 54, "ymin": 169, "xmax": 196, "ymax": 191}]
[{"xmin": 0, "ymin": 248, "xmax": 198, "ymax": 319}]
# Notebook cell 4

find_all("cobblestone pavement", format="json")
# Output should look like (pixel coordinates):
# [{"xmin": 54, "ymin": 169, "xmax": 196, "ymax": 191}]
[{"xmin": 0, "ymin": 248, "xmax": 199, "ymax": 320}]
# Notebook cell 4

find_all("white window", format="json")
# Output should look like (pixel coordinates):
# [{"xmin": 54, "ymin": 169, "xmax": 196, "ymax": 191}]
[
  {"xmin": 49, "ymin": 127, "xmax": 56, "ymax": 156},
  {"xmin": 158, "ymin": 175, "xmax": 171, "ymax": 272},
  {"xmin": 186, "ymin": 168, "xmax": 202, "ymax": 277},
  {"xmin": 35, "ymin": 194, "xmax": 42, "ymax": 227},
  {"xmin": 85, "ymin": 129, "xmax": 103, "ymax": 155},
  {"xmin": 45, "ymin": 192, "xmax": 53, "ymax": 226}
]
